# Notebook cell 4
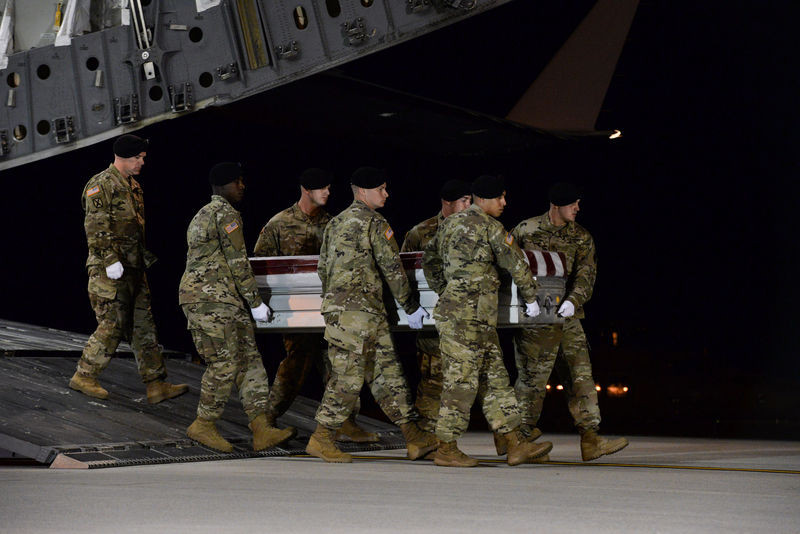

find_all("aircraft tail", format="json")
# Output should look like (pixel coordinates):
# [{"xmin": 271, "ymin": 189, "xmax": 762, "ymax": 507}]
[{"xmin": 506, "ymin": 0, "xmax": 639, "ymax": 134}]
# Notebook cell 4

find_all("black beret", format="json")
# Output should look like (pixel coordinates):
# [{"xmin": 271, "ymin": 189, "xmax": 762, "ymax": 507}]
[
  {"xmin": 471, "ymin": 174, "xmax": 505, "ymax": 199},
  {"xmin": 113, "ymin": 134, "xmax": 148, "ymax": 158},
  {"xmin": 548, "ymin": 182, "xmax": 581, "ymax": 206},
  {"xmin": 351, "ymin": 167, "xmax": 388, "ymax": 189},
  {"xmin": 209, "ymin": 162, "xmax": 242, "ymax": 186},
  {"xmin": 299, "ymin": 168, "xmax": 332, "ymax": 190},
  {"xmin": 440, "ymin": 179, "xmax": 471, "ymax": 201}
]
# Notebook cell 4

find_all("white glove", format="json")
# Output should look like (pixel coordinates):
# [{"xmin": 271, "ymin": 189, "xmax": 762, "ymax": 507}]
[
  {"xmin": 558, "ymin": 300, "xmax": 575, "ymax": 318},
  {"xmin": 525, "ymin": 301, "xmax": 540, "ymax": 318},
  {"xmin": 106, "ymin": 261, "xmax": 124, "ymax": 280},
  {"xmin": 251, "ymin": 303, "xmax": 271, "ymax": 322},
  {"xmin": 407, "ymin": 306, "xmax": 429, "ymax": 330}
]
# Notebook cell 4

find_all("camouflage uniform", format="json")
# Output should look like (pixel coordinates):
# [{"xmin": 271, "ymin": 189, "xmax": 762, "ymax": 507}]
[
  {"xmin": 253, "ymin": 203, "xmax": 332, "ymax": 419},
  {"xmin": 315, "ymin": 199, "xmax": 421, "ymax": 429},
  {"xmin": 77, "ymin": 164, "xmax": 166, "ymax": 383},
  {"xmin": 179, "ymin": 195, "xmax": 269, "ymax": 421},
  {"xmin": 422, "ymin": 204, "xmax": 538, "ymax": 443},
  {"xmin": 511, "ymin": 212, "xmax": 601, "ymax": 433},
  {"xmin": 401, "ymin": 212, "xmax": 445, "ymax": 432}
]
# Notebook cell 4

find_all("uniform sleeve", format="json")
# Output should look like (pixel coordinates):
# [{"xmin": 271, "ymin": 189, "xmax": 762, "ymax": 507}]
[
  {"xmin": 567, "ymin": 234, "xmax": 597, "ymax": 308},
  {"xmin": 421, "ymin": 231, "xmax": 446, "ymax": 296},
  {"xmin": 400, "ymin": 227, "xmax": 419, "ymax": 253},
  {"xmin": 371, "ymin": 220, "xmax": 419, "ymax": 314},
  {"xmin": 253, "ymin": 221, "xmax": 281, "ymax": 256},
  {"xmin": 217, "ymin": 211, "xmax": 263, "ymax": 309},
  {"xmin": 82, "ymin": 179, "xmax": 119, "ymax": 266},
  {"xmin": 317, "ymin": 224, "xmax": 331, "ymax": 294},
  {"xmin": 490, "ymin": 223, "xmax": 538, "ymax": 304}
]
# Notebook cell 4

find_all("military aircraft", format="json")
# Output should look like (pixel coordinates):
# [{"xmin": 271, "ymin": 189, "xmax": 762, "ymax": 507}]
[{"xmin": 0, "ymin": 0, "xmax": 637, "ymax": 170}]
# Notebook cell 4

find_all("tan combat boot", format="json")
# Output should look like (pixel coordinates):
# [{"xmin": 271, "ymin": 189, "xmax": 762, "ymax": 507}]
[
  {"xmin": 505, "ymin": 429, "xmax": 552, "ymax": 466},
  {"xmin": 69, "ymin": 372, "xmax": 109, "ymax": 399},
  {"xmin": 336, "ymin": 415, "xmax": 380, "ymax": 443},
  {"xmin": 306, "ymin": 424, "xmax": 353, "ymax": 463},
  {"xmin": 580, "ymin": 431, "xmax": 629, "ymax": 461},
  {"xmin": 433, "ymin": 441, "xmax": 479, "ymax": 467},
  {"xmin": 146, "ymin": 380, "xmax": 189, "ymax": 404},
  {"xmin": 249, "ymin": 413, "xmax": 296, "ymax": 451},
  {"xmin": 399, "ymin": 422, "xmax": 439, "ymax": 460},
  {"xmin": 493, "ymin": 426, "xmax": 542, "ymax": 456},
  {"xmin": 187, "ymin": 417, "xmax": 234, "ymax": 452}
]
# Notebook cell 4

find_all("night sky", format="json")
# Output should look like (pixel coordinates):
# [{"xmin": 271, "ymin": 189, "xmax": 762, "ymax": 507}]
[{"xmin": 1, "ymin": 1, "xmax": 798, "ymax": 436}]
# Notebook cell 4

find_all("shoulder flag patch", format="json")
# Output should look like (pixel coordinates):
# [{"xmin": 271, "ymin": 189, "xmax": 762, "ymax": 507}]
[
  {"xmin": 384, "ymin": 227, "xmax": 394, "ymax": 241},
  {"xmin": 224, "ymin": 221, "xmax": 240, "ymax": 234},
  {"xmin": 504, "ymin": 232, "xmax": 514, "ymax": 246},
  {"xmin": 86, "ymin": 185, "xmax": 101, "ymax": 197}
]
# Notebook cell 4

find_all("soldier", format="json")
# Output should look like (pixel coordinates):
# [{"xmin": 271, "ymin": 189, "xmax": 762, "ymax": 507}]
[
  {"xmin": 179, "ymin": 162, "xmax": 295, "ymax": 452},
  {"xmin": 307, "ymin": 167, "xmax": 437, "ymax": 463},
  {"xmin": 400, "ymin": 179, "xmax": 472, "ymax": 433},
  {"xmin": 512, "ymin": 181, "xmax": 628, "ymax": 461},
  {"xmin": 69, "ymin": 134, "xmax": 187, "ymax": 404},
  {"xmin": 253, "ymin": 168, "xmax": 376, "ymax": 443},
  {"xmin": 422, "ymin": 174, "xmax": 553, "ymax": 467}
]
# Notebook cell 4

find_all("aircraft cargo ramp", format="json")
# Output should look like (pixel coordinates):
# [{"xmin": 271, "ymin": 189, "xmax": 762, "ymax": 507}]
[{"xmin": 0, "ymin": 320, "xmax": 404, "ymax": 469}]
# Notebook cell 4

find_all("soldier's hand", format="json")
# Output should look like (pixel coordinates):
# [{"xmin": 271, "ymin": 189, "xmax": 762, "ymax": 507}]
[
  {"xmin": 557, "ymin": 300, "xmax": 575, "ymax": 318},
  {"xmin": 525, "ymin": 301, "xmax": 541, "ymax": 318},
  {"xmin": 105, "ymin": 261, "xmax": 124, "ymax": 280},
  {"xmin": 251, "ymin": 303, "xmax": 271, "ymax": 322},
  {"xmin": 407, "ymin": 306, "xmax": 429, "ymax": 329}
]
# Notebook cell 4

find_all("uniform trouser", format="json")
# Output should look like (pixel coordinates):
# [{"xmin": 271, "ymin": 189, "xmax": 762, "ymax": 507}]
[
  {"xmin": 513, "ymin": 317, "xmax": 601, "ymax": 433},
  {"xmin": 265, "ymin": 333, "xmax": 337, "ymax": 419},
  {"xmin": 414, "ymin": 332, "xmax": 443, "ymax": 433},
  {"xmin": 77, "ymin": 266, "xmax": 166, "ymax": 383},
  {"xmin": 435, "ymin": 320, "xmax": 521, "ymax": 443},
  {"xmin": 182, "ymin": 303, "xmax": 270, "ymax": 422},
  {"xmin": 315, "ymin": 311, "xmax": 416, "ymax": 429}
]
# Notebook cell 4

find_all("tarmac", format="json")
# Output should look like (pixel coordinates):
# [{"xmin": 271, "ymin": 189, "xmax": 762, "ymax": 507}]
[{"xmin": 2, "ymin": 433, "xmax": 798, "ymax": 534}]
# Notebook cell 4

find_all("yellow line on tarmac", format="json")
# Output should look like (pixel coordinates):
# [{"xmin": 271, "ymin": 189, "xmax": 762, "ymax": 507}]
[{"xmin": 340, "ymin": 455, "xmax": 800, "ymax": 475}]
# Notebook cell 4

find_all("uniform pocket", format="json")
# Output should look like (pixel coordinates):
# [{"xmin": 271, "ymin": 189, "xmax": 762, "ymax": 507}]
[
  {"xmin": 88, "ymin": 272, "xmax": 117, "ymax": 299},
  {"xmin": 323, "ymin": 311, "xmax": 371, "ymax": 354}
]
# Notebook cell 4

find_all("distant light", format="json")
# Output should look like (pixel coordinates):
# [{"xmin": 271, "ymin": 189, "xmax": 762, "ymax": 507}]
[
  {"xmin": 595, "ymin": 384, "xmax": 601, "ymax": 391},
  {"xmin": 378, "ymin": 112, "xmax": 396, "ymax": 118},
  {"xmin": 545, "ymin": 384, "xmax": 551, "ymax": 390},
  {"xmin": 612, "ymin": 331, "xmax": 619, "ymax": 347},
  {"xmin": 556, "ymin": 384, "xmax": 564, "ymax": 391},
  {"xmin": 609, "ymin": 129, "xmax": 622, "ymax": 139},
  {"xmin": 463, "ymin": 129, "xmax": 488, "ymax": 135},
  {"xmin": 606, "ymin": 384, "xmax": 629, "ymax": 397}
]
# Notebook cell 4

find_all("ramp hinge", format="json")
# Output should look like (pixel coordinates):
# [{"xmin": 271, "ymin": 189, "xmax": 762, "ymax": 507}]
[
  {"xmin": 168, "ymin": 83, "xmax": 193, "ymax": 113},
  {"xmin": 341, "ymin": 18, "xmax": 375, "ymax": 47},
  {"xmin": 275, "ymin": 41, "xmax": 300, "ymax": 60},
  {"xmin": 0, "ymin": 130, "xmax": 8, "ymax": 157},
  {"xmin": 437, "ymin": 0, "xmax": 476, "ymax": 10},
  {"xmin": 406, "ymin": 0, "xmax": 432, "ymax": 14},
  {"xmin": 216, "ymin": 63, "xmax": 239, "ymax": 81},
  {"xmin": 114, "ymin": 94, "xmax": 140, "ymax": 125},
  {"xmin": 52, "ymin": 116, "xmax": 76, "ymax": 144}
]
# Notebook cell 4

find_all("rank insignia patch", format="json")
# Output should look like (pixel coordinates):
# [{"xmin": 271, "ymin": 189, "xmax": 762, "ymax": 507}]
[
  {"xmin": 224, "ymin": 221, "xmax": 240, "ymax": 234},
  {"xmin": 384, "ymin": 227, "xmax": 394, "ymax": 241}
]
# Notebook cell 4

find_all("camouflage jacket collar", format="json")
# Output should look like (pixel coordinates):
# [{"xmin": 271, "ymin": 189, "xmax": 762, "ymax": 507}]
[
  {"xmin": 211, "ymin": 194, "xmax": 237, "ymax": 212},
  {"xmin": 107, "ymin": 163, "xmax": 140, "ymax": 192},
  {"xmin": 540, "ymin": 210, "xmax": 574, "ymax": 234},
  {"xmin": 290, "ymin": 202, "xmax": 329, "ymax": 223},
  {"xmin": 468, "ymin": 202, "xmax": 491, "ymax": 220},
  {"xmin": 350, "ymin": 199, "xmax": 373, "ymax": 213}
]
